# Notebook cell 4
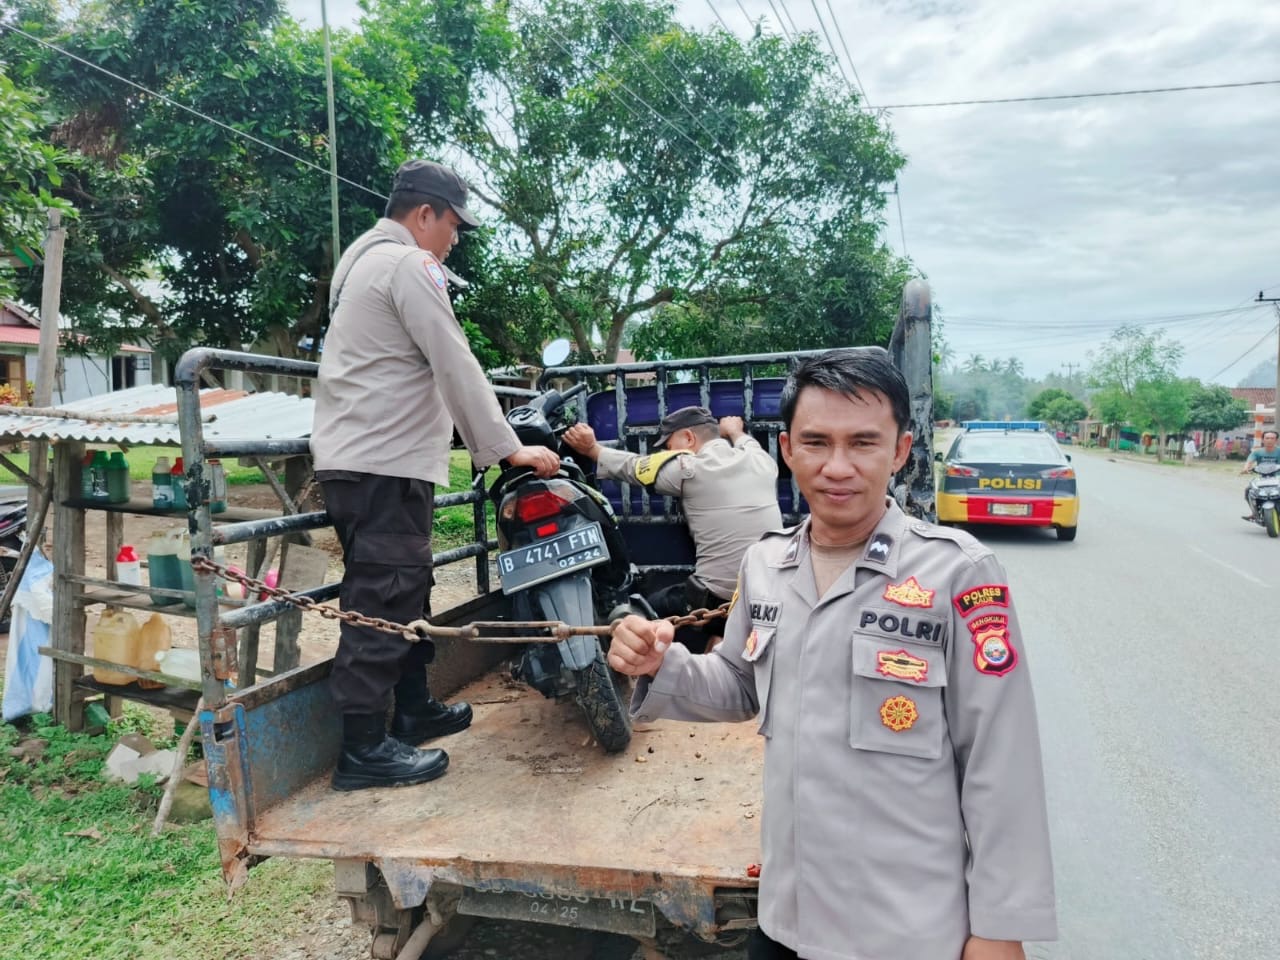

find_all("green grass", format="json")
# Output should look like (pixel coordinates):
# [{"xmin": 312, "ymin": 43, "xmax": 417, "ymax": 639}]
[
  {"xmin": 0, "ymin": 700, "xmax": 338, "ymax": 960},
  {"xmin": 433, "ymin": 450, "xmax": 498, "ymax": 550}
]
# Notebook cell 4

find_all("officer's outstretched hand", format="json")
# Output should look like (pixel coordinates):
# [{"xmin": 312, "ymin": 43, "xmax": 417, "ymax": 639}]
[
  {"xmin": 608, "ymin": 615, "xmax": 674, "ymax": 677},
  {"xmin": 508, "ymin": 445, "xmax": 561, "ymax": 478},
  {"xmin": 563, "ymin": 423, "xmax": 601, "ymax": 459}
]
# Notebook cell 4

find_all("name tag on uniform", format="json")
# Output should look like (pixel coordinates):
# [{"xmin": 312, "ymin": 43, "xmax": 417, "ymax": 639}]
[{"xmin": 743, "ymin": 599, "xmax": 782, "ymax": 661}]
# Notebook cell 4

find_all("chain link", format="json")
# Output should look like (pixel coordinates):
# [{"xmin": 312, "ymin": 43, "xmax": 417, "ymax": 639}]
[{"xmin": 190, "ymin": 555, "xmax": 729, "ymax": 642}]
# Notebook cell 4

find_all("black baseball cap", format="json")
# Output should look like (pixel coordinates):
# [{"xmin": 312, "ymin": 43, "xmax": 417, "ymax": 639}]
[
  {"xmin": 655, "ymin": 406, "xmax": 718, "ymax": 447},
  {"xmin": 390, "ymin": 159, "xmax": 480, "ymax": 230}
]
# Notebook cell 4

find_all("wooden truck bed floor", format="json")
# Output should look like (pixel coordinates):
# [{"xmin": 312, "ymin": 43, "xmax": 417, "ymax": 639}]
[{"xmin": 247, "ymin": 670, "xmax": 764, "ymax": 902}]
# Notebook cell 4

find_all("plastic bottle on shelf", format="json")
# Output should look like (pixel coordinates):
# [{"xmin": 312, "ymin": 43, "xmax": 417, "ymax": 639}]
[
  {"xmin": 170, "ymin": 456, "xmax": 187, "ymax": 510},
  {"xmin": 106, "ymin": 450, "xmax": 130, "ymax": 503},
  {"xmin": 80, "ymin": 451, "xmax": 95, "ymax": 500},
  {"xmin": 91, "ymin": 607, "xmax": 141, "ymax": 685},
  {"xmin": 208, "ymin": 459, "xmax": 227, "ymax": 513},
  {"xmin": 89, "ymin": 450, "xmax": 110, "ymax": 501},
  {"xmin": 115, "ymin": 544, "xmax": 141, "ymax": 586},
  {"xmin": 147, "ymin": 529, "xmax": 183, "ymax": 606},
  {"xmin": 136, "ymin": 613, "xmax": 173, "ymax": 689},
  {"xmin": 152, "ymin": 455, "xmax": 173, "ymax": 509}
]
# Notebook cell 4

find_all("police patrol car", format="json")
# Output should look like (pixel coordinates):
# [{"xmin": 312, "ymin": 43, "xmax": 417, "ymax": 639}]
[{"xmin": 934, "ymin": 421, "xmax": 1079, "ymax": 541}]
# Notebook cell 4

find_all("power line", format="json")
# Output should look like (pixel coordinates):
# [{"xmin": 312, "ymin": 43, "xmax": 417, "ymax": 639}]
[
  {"xmin": 764, "ymin": 0, "xmax": 793, "ymax": 38},
  {"xmin": 824, "ymin": 0, "xmax": 869, "ymax": 105},
  {"xmin": 1210, "ymin": 322, "xmax": 1280, "ymax": 381},
  {"xmin": 774, "ymin": 0, "xmax": 802, "ymax": 36},
  {"xmin": 704, "ymin": 0, "xmax": 733, "ymax": 33},
  {"xmin": 806, "ymin": 0, "xmax": 851, "ymax": 89},
  {"xmin": 872, "ymin": 78, "xmax": 1280, "ymax": 110},
  {"xmin": 0, "ymin": 22, "xmax": 388, "ymax": 201}
]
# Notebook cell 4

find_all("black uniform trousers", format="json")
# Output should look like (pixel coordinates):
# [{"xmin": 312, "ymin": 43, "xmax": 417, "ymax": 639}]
[
  {"xmin": 320, "ymin": 472, "xmax": 435, "ymax": 715},
  {"xmin": 747, "ymin": 928, "xmax": 801, "ymax": 960}
]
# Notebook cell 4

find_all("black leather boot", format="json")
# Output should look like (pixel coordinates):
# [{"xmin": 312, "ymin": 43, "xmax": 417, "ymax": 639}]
[
  {"xmin": 332, "ymin": 713, "xmax": 449, "ymax": 791},
  {"xmin": 390, "ymin": 697, "xmax": 473, "ymax": 745}
]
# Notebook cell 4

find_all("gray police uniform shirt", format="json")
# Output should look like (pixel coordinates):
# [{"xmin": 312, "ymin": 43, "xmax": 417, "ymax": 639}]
[
  {"xmin": 311, "ymin": 218, "xmax": 520, "ymax": 484},
  {"xmin": 595, "ymin": 436, "xmax": 782, "ymax": 598},
  {"xmin": 631, "ymin": 500, "xmax": 1057, "ymax": 960}
]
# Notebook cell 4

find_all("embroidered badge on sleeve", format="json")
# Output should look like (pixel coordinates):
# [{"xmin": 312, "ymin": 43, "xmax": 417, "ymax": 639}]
[
  {"xmin": 952, "ymin": 583, "xmax": 1010, "ymax": 617},
  {"xmin": 968, "ymin": 613, "xmax": 1018, "ymax": 677},
  {"xmin": 424, "ymin": 259, "xmax": 448, "ymax": 289}
]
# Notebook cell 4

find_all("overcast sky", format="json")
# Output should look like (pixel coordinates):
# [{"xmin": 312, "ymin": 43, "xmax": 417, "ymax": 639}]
[{"xmin": 292, "ymin": 0, "xmax": 1280, "ymax": 386}]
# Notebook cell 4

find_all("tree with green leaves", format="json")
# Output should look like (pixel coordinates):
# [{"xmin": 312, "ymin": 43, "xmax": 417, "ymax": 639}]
[
  {"xmin": 1040, "ymin": 396, "xmax": 1088, "ymax": 434},
  {"xmin": 1027, "ymin": 388, "xmax": 1075, "ymax": 421},
  {"xmin": 450, "ymin": 0, "xmax": 909, "ymax": 362},
  {"xmin": 1185, "ymin": 382, "xmax": 1249, "ymax": 434}
]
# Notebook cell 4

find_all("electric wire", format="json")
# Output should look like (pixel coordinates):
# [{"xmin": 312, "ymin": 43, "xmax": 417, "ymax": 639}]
[
  {"xmin": 704, "ymin": 0, "xmax": 734, "ymax": 33},
  {"xmin": 0, "ymin": 22, "xmax": 388, "ymax": 201},
  {"xmin": 774, "ymin": 0, "xmax": 802, "ymax": 36},
  {"xmin": 1209, "ymin": 322, "xmax": 1280, "ymax": 381},
  {"xmin": 764, "ymin": 0, "xmax": 794, "ymax": 38},
  {"xmin": 806, "ymin": 0, "xmax": 850, "ymax": 88},
  {"xmin": 824, "ymin": 0, "xmax": 869, "ymax": 104},
  {"xmin": 872, "ymin": 79, "xmax": 1280, "ymax": 110},
  {"xmin": 732, "ymin": 0, "xmax": 755, "ymax": 32}
]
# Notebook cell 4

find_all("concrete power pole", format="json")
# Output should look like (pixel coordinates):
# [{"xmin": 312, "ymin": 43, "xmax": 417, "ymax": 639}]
[
  {"xmin": 1255, "ymin": 292, "xmax": 1280, "ymax": 438},
  {"xmin": 30, "ymin": 208, "xmax": 66, "ymax": 527}
]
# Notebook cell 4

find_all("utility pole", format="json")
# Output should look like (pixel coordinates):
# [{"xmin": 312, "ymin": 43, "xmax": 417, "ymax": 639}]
[
  {"xmin": 1255, "ymin": 292, "xmax": 1280, "ymax": 442},
  {"xmin": 31, "ymin": 208, "xmax": 65, "ymax": 528}
]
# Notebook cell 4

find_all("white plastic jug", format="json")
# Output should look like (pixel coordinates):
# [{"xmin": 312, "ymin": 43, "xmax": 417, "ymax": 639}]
[
  {"xmin": 155, "ymin": 648, "xmax": 201, "ymax": 682},
  {"xmin": 92, "ymin": 607, "xmax": 141, "ymax": 685}
]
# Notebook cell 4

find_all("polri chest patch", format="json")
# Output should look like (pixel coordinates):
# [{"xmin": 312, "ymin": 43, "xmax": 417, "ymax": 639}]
[{"xmin": 858, "ymin": 608, "xmax": 945, "ymax": 646}]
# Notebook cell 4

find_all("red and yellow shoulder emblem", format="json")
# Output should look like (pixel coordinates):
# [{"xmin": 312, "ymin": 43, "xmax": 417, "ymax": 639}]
[
  {"xmin": 968, "ymin": 613, "xmax": 1018, "ymax": 677},
  {"xmin": 424, "ymin": 258, "xmax": 448, "ymax": 289},
  {"xmin": 883, "ymin": 576, "xmax": 934, "ymax": 608}
]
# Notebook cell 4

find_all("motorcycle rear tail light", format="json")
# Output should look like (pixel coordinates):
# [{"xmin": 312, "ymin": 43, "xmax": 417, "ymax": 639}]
[{"xmin": 514, "ymin": 480, "xmax": 581, "ymax": 523}]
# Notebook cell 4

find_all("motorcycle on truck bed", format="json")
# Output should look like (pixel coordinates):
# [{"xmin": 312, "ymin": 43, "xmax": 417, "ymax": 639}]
[{"xmin": 178, "ymin": 281, "xmax": 934, "ymax": 958}]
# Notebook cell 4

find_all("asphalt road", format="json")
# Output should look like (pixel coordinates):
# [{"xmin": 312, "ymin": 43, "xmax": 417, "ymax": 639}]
[
  {"xmin": 994, "ymin": 448, "xmax": 1280, "ymax": 960},
  {"xmin": 446, "ymin": 450, "xmax": 1280, "ymax": 959}
]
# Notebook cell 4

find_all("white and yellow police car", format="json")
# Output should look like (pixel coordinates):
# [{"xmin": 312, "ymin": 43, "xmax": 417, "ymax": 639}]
[{"xmin": 935, "ymin": 421, "xmax": 1079, "ymax": 541}]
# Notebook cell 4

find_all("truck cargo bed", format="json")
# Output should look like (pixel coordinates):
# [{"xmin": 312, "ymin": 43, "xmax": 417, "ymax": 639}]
[{"xmin": 246, "ymin": 668, "xmax": 763, "ymax": 930}]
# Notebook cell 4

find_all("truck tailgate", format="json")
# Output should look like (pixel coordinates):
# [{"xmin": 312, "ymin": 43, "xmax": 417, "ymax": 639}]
[{"xmin": 247, "ymin": 668, "xmax": 763, "ymax": 932}]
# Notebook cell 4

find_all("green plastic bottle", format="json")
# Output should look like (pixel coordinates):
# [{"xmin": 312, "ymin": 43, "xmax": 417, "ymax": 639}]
[
  {"xmin": 89, "ymin": 450, "xmax": 110, "ymax": 501},
  {"xmin": 106, "ymin": 451, "xmax": 130, "ymax": 503}
]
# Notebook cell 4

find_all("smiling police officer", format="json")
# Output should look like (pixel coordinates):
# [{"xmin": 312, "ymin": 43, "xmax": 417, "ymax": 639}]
[{"xmin": 608, "ymin": 349, "xmax": 1056, "ymax": 960}]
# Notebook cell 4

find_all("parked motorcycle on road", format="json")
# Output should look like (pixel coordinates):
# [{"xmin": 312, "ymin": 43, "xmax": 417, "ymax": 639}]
[
  {"xmin": 1244, "ymin": 461, "xmax": 1280, "ymax": 538},
  {"xmin": 488, "ymin": 375, "xmax": 648, "ymax": 753}
]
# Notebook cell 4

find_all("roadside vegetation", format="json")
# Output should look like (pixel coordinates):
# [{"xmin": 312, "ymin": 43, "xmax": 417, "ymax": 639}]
[{"xmin": 0, "ymin": 690, "xmax": 337, "ymax": 960}]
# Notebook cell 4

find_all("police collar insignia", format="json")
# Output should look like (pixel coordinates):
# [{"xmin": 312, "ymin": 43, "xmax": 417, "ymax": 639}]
[
  {"xmin": 781, "ymin": 532, "xmax": 801, "ymax": 564},
  {"xmin": 865, "ymin": 533, "xmax": 893, "ymax": 562},
  {"xmin": 424, "ymin": 259, "xmax": 448, "ymax": 289},
  {"xmin": 876, "ymin": 649, "xmax": 929, "ymax": 683},
  {"xmin": 968, "ymin": 613, "xmax": 1018, "ymax": 677},
  {"xmin": 883, "ymin": 576, "xmax": 934, "ymax": 608}
]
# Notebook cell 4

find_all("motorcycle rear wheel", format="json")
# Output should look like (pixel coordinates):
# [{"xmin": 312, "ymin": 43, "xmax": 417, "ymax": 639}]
[
  {"xmin": 1265, "ymin": 506, "xmax": 1279, "ymax": 539},
  {"xmin": 575, "ymin": 651, "xmax": 633, "ymax": 753}
]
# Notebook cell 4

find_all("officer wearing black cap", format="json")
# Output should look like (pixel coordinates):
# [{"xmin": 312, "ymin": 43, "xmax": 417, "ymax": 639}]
[
  {"xmin": 564, "ymin": 405, "xmax": 782, "ymax": 622},
  {"xmin": 312, "ymin": 159, "xmax": 560, "ymax": 791}
]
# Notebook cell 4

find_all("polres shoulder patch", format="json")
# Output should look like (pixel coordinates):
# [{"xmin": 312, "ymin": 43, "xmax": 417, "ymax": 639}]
[{"xmin": 424, "ymin": 259, "xmax": 447, "ymax": 289}]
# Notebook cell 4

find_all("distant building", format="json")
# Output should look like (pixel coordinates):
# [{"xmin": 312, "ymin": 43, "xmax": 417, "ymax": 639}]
[
  {"xmin": 0, "ymin": 301, "xmax": 152, "ymax": 404},
  {"xmin": 1228, "ymin": 387, "xmax": 1277, "ymax": 436}
]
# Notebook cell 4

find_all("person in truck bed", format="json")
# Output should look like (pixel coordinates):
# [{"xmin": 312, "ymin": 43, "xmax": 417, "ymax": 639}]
[
  {"xmin": 564, "ymin": 406, "xmax": 782, "ymax": 626},
  {"xmin": 607, "ymin": 349, "xmax": 1057, "ymax": 960}
]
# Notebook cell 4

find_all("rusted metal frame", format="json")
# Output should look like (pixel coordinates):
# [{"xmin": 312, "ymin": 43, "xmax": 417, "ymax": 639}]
[
  {"xmin": 468, "ymin": 472, "xmax": 490, "ymax": 594},
  {"xmin": 227, "ymin": 659, "xmax": 330, "ymax": 713},
  {"xmin": 200, "ymin": 701, "xmax": 256, "ymax": 887},
  {"xmin": 218, "ymin": 583, "xmax": 343, "ymax": 631},
  {"xmin": 211, "ymin": 511, "xmax": 330, "ymax": 546},
  {"xmin": 613, "ymin": 374, "xmax": 631, "ymax": 519},
  {"xmin": 239, "ymin": 537, "xmax": 267, "ymax": 685}
]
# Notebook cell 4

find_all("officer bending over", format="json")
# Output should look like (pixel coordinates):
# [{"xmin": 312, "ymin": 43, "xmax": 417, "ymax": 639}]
[{"xmin": 564, "ymin": 406, "xmax": 782, "ymax": 621}]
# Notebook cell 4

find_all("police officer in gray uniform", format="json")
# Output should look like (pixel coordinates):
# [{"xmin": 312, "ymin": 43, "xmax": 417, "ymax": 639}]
[
  {"xmin": 564, "ymin": 406, "xmax": 782, "ymax": 615},
  {"xmin": 313, "ymin": 160, "xmax": 559, "ymax": 792},
  {"xmin": 609, "ymin": 349, "xmax": 1056, "ymax": 960}
]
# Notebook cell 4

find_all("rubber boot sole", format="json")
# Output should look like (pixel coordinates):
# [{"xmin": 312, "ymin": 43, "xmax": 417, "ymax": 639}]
[{"xmin": 331, "ymin": 754, "xmax": 450, "ymax": 792}]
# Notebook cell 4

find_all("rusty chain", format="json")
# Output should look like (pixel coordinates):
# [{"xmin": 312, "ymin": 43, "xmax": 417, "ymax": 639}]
[{"xmin": 190, "ymin": 555, "xmax": 729, "ymax": 643}]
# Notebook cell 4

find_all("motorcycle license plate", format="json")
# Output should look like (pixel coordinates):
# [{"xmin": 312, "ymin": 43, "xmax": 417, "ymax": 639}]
[
  {"xmin": 497, "ymin": 522, "xmax": 609, "ymax": 595},
  {"xmin": 989, "ymin": 502, "xmax": 1031, "ymax": 517}
]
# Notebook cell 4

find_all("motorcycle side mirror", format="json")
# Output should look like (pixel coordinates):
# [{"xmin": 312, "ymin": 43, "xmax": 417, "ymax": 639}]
[
  {"xmin": 541, "ymin": 338, "xmax": 572, "ymax": 367},
  {"xmin": 1065, "ymin": 454, "xmax": 1072, "ymax": 462}
]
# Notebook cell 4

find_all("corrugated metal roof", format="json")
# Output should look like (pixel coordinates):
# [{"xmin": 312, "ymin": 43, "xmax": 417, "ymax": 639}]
[{"xmin": 0, "ymin": 384, "xmax": 314, "ymax": 446}]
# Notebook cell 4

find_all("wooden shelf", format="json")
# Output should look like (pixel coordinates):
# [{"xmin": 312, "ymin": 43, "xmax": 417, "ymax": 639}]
[
  {"xmin": 78, "ymin": 586, "xmax": 199, "ymax": 616},
  {"xmin": 62, "ymin": 497, "xmax": 285, "ymax": 523},
  {"xmin": 73, "ymin": 675, "xmax": 201, "ymax": 714}
]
